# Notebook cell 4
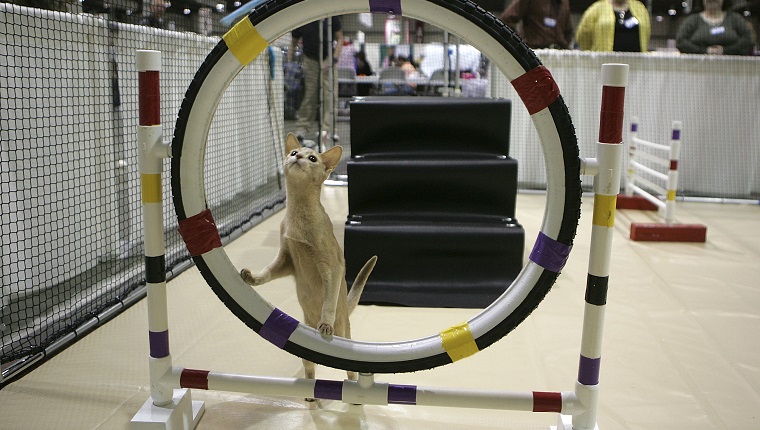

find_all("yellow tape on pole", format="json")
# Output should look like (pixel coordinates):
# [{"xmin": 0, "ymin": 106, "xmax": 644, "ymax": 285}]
[
  {"xmin": 141, "ymin": 174, "xmax": 162, "ymax": 204},
  {"xmin": 592, "ymin": 194, "xmax": 617, "ymax": 228}
]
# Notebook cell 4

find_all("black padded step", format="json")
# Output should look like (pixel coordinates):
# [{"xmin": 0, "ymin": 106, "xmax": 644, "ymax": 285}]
[
  {"xmin": 347, "ymin": 157, "xmax": 518, "ymax": 219},
  {"xmin": 349, "ymin": 96, "xmax": 511, "ymax": 157},
  {"xmin": 345, "ymin": 217, "xmax": 524, "ymax": 308}
]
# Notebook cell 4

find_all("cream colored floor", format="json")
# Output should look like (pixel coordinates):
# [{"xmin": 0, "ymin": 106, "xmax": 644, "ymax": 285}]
[{"xmin": 1, "ymin": 187, "xmax": 759, "ymax": 430}]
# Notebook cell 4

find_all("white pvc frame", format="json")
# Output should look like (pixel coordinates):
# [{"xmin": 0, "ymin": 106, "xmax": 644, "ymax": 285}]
[
  {"xmin": 625, "ymin": 117, "xmax": 683, "ymax": 224},
  {"xmin": 132, "ymin": 1, "xmax": 630, "ymax": 428}
]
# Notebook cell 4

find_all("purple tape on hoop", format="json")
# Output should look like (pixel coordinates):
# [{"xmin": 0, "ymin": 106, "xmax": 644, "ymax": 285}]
[
  {"xmin": 259, "ymin": 308, "xmax": 299, "ymax": 348},
  {"xmin": 529, "ymin": 231, "xmax": 572, "ymax": 273},
  {"xmin": 369, "ymin": 0, "xmax": 401, "ymax": 14}
]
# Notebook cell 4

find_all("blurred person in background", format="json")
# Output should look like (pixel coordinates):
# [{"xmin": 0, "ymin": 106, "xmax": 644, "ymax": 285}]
[
  {"xmin": 354, "ymin": 50, "xmax": 374, "ymax": 76},
  {"xmin": 576, "ymin": 0, "xmax": 651, "ymax": 52},
  {"xmin": 676, "ymin": 0, "xmax": 753, "ymax": 55},
  {"xmin": 381, "ymin": 45, "xmax": 398, "ymax": 69},
  {"xmin": 140, "ymin": 0, "xmax": 173, "ymax": 30},
  {"xmin": 499, "ymin": 0, "xmax": 574, "ymax": 49},
  {"xmin": 354, "ymin": 50, "xmax": 374, "ymax": 96},
  {"xmin": 290, "ymin": 17, "xmax": 342, "ymax": 145},
  {"xmin": 14, "ymin": 0, "xmax": 80, "ymax": 12}
]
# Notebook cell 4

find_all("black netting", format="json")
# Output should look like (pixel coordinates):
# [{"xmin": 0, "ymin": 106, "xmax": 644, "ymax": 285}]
[{"xmin": 1, "ymin": 2, "xmax": 285, "ymax": 375}]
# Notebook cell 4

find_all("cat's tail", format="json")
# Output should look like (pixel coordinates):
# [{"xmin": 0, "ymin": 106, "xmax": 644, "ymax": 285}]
[{"xmin": 347, "ymin": 255, "xmax": 378, "ymax": 315}]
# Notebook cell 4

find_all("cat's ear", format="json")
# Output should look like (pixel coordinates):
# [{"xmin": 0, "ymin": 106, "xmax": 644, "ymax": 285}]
[
  {"xmin": 321, "ymin": 145, "xmax": 343, "ymax": 172},
  {"xmin": 285, "ymin": 133, "xmax": 300, "ymax": 154}
]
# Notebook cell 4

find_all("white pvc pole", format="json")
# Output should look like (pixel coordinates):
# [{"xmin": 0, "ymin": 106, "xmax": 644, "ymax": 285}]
[
  {"xmin": 136, "ymin": 49, "xmax": 173, "ymax": 407},
  {"xmin": 575, "ymin": 63, "xmax": 628, "ymax": 430},
  {"xmin": 665, "ymin": 121, "xmax": 683, "ymax": 224},
  {"xmin": 625, "ymin": 117, "xmax": 638, "ymax": 196}
]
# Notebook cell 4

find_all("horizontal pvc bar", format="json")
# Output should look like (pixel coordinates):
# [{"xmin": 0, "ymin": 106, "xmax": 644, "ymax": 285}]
[
  {"xmin": 630, "ymin": 160, "xmax": 668, "ymax": 182},
  {"xmin": 630, "ymin": 184, "xmax": 666, "ymax": 209},
  {"xmin": 633, "ymin": 150, "xmax": 669, "ymax": 167},
  {"xmin": 632, "ymin": 175, "xmax": 668, "ymax": 197},
  {"xmin": 415, "ymin": 386, "xmax": 576, "ymax": 412},
  {"xmin": 164, "ymin": 368, "xmax": 584, "ymax": 414},
  {"xmin": 632, "ymin": 137, "xmax": 670, "ymax": 152}
]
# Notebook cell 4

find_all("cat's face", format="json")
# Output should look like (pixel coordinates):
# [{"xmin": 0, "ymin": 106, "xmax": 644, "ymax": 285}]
[{"xmin": 283, "ymin": 133, "xmax": 342, "ymax": 184}]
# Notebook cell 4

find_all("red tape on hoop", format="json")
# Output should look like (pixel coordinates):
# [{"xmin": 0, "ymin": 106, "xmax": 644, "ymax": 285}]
[
  {"xmin": 178, "ymin": 209, "xmax": 222, "ymax": 256},
  {"xmin": 511, "ymin": 66, "xmax": 560, "ymax": 115}
]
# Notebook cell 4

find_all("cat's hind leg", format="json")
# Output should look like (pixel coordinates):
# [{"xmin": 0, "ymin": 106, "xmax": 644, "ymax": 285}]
[
  {"xmin": 302, "ymin": 358, "xmax": 317, "ymax": 402},
  {"xmin": 302, "ymin": 313, "xmax": 319, "ymax": 401},
  {"xmin": 302, "ymin": 358, "xmax": 316, "ymax": 380}
]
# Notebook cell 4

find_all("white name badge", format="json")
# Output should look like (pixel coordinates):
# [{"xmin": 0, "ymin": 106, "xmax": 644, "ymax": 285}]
[
  {"xmin": 543, "ymin": 17, "xmax": 557, "ymax": 28},
  {"xmin": 624, "ymin": 16, "xmax": 639, "ymax": 29},
  {"xmin": 710, "ymin": 26, "xmax": 726, "ymax": 35}
]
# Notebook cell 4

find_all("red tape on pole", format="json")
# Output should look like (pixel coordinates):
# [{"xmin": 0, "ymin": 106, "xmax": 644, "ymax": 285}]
[
  {"xmin": 180, "ymin": 368, "xmax": 210, "ymax": 390},
  {"xmin": 533, "ymin": 391, "xmax": 563, "ymax": 413},
  {"xmin": 139, "ymin": 70, "xmax": 160, "ymax": 126},
  {"xmin": 598, "ymin": 86, "xmax": 625, "ymax": 144}
]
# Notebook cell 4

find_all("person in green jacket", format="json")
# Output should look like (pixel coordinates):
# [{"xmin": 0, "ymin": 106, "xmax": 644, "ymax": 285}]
[
  {"xmin": 576, "ymin": 0, "xmax": 651, "ymax": 52},
  {"xmin": 676, "ymin": 0, "xmax": 753, "ymax": 55}
]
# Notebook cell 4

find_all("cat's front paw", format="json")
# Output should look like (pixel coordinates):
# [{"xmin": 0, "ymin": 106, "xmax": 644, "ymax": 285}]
[
  {"xmin": 240, "ymin": 268, "xmax": 264, "ymax": 286},
  {"xmin": 317, "ymin": 322, "xmax": 334, "ymax": 336}
]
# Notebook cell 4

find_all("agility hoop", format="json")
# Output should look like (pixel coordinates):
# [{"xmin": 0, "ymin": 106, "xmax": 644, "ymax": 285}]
[{"xmin": 170, "ymin": 0, "xmax": 582, "ymax": 374}]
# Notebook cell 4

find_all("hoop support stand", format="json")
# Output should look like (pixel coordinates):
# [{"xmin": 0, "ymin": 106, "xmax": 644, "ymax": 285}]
[
  {"xmin": 561, "ymin": 63, "xmax": 629, "ymax": 430},
  {"xmin": 132, "ymin": 49, "xmax": 205, "ymax": 430},
  {"xmin": 131, "ymin": 43, "xmax": 625, "ymax": 429}
]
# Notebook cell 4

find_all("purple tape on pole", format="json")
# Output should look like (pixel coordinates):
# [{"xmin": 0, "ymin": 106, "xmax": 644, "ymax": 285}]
[
  {"xmin": 578, "ymin": 355, "xmax": 601, "ymax": 385},
  {"xmin": 631, "ymin": 122, "xmax": 638, "ymax": 132},
  {"xmin": 529, "ymin": 231, "xmax": 572, "ymax": 273},
  {"xmin": 388, "ymin": 384, "xmax": 417, "ymax": 404},
  {"xmin": 369, "ymin": 0, "xmax": 401, "ymax": 14},
  {"xmin": 314, "ymin": 379, "xmax": 344, "ymax": 400},
  {"xmin": 259, "ymin": 308, "xmax": 299, "ymax": 348},
  {"xmin": 672, "ymin": 129, "xmax": 681, "ymax": 140},
  {"xmin": 149, "ymin": 330, "xmax": 169, "ymax": 358}
]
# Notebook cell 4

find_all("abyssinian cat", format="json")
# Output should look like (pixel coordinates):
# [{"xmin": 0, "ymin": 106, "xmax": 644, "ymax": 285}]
[{"xmin": 240, "ymin": 132, "xmax": 377, "ymax": 383}]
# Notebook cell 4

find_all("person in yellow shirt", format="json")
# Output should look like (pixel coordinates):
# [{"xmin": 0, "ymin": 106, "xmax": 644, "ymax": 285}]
[{"xmin": 576, "ymin": 0, "xmax": 651, "ymax": 52}]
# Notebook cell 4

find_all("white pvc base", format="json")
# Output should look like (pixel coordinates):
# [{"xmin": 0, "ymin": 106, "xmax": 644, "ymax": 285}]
[
  {"xmin": 131, "ymin": 389, "xmax": 205, "ymax": 430},
  {"xmin": 550, "ymin": 414, "xmax": 600, "ymax": 430},
  {"xmin": 550, "ymin": 414, "xmax": 573, "ymax": 430}
]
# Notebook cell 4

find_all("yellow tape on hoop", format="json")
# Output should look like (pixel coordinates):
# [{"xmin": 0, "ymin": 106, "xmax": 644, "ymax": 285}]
[
  {"xmin": 222, "ymin": 18, "xmax": 267, "ymax": 66},
  {"xmin": 440, "ymin": 322, "xmax": 479, "ymax": 362}
]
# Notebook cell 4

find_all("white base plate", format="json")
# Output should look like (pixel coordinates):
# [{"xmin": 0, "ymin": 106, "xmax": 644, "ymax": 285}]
[{"xmin": 131, "ymin": 388, "xmax": 205, "ymax": 430}]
